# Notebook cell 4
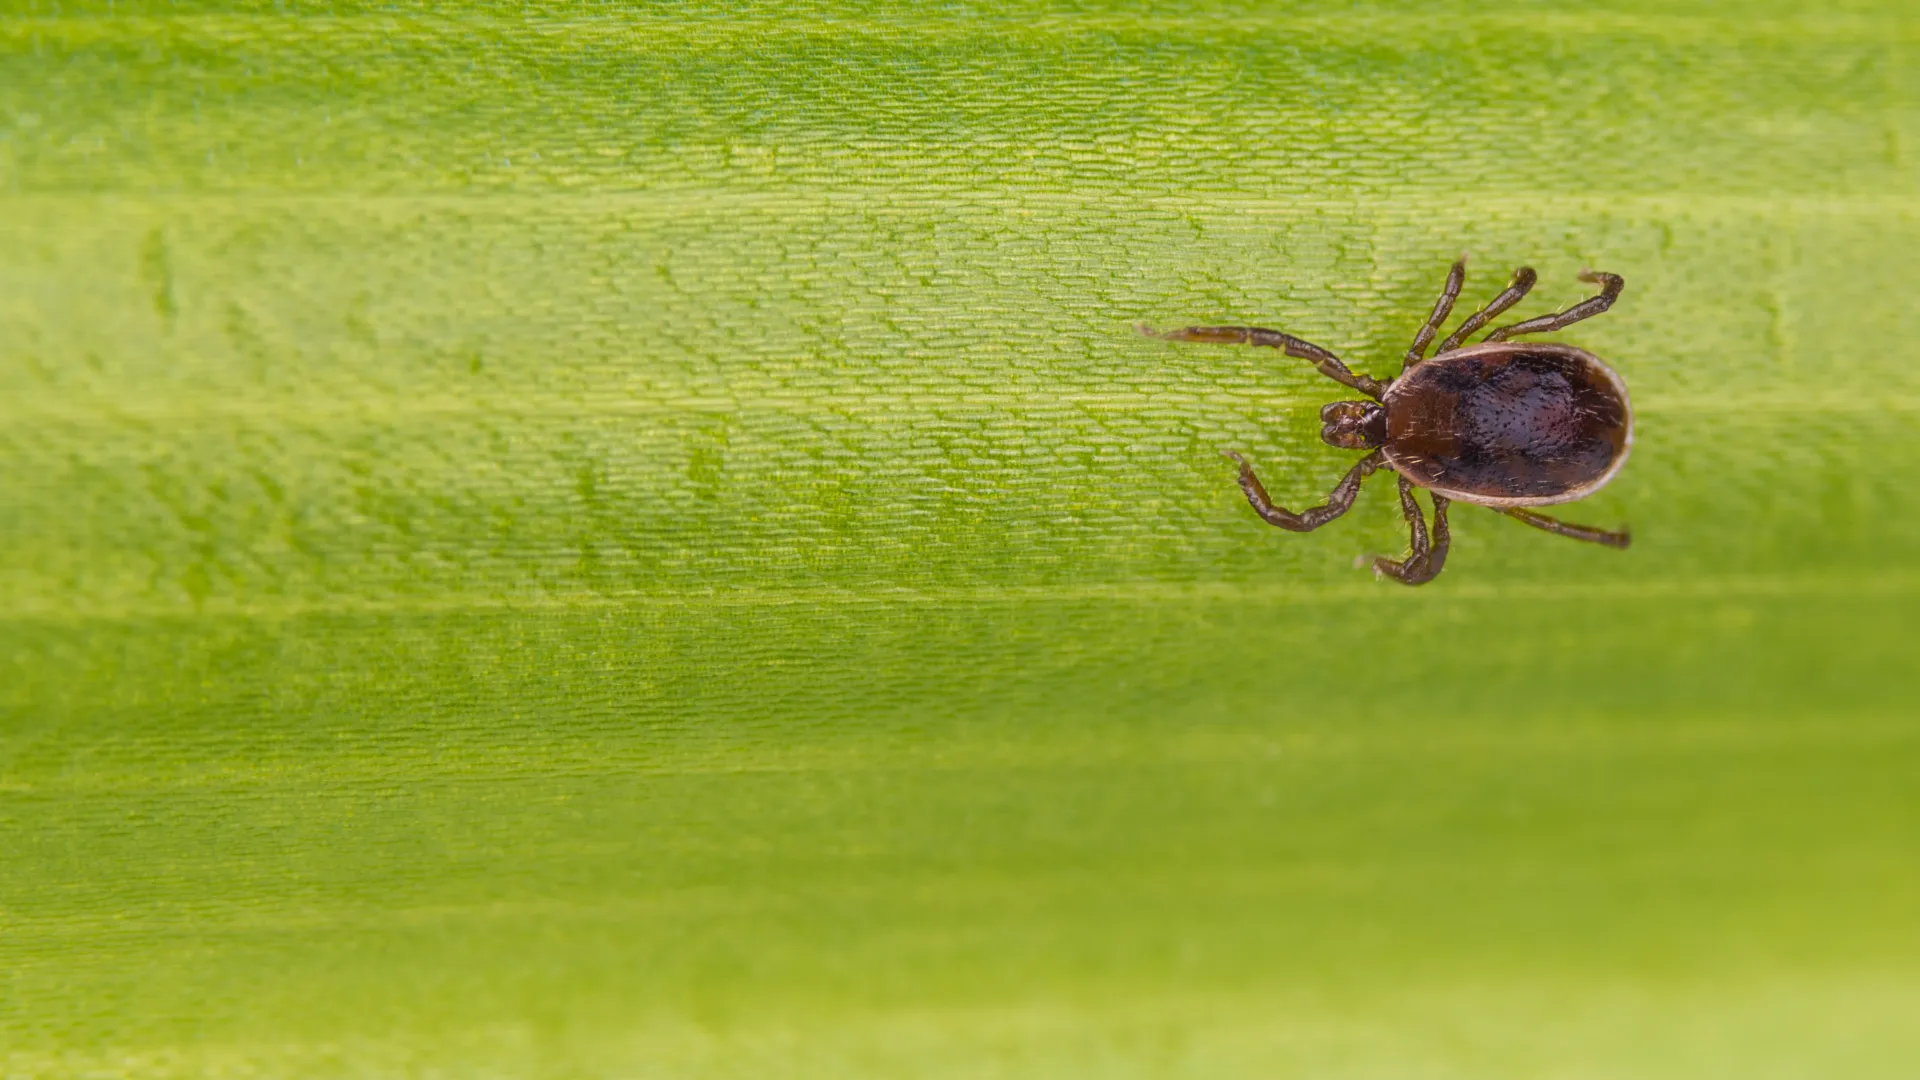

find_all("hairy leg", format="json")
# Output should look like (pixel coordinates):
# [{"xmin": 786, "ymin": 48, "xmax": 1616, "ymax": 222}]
[
  {"xmin": 1486, "ymin": 271, "xmax": 1625, "ymax": 341},
  {"xmin": 1503, "ymin": 506, "xmax": 1631, "ymax": 548},
  {"xmin": 1403, "ymin": 256, "xmax": 1467, "ymax": 372},
  {"xmin": 1224, "ymin": 449, "xmax": 1385, "ymax": 532},
  {"xmin": 1141, "ymin": 323, "xmax": 1388, "ymax": 400},
  {"xmin": 1373, "ymin": 479, "xmax": 1452, "ymax": 585},
  {"xmin": 1435, "ymin": 266, "xmax": 1537, "ymax": 355}
]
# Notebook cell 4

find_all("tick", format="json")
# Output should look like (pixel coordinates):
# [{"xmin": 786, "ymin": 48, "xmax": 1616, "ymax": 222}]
[{"xmin": 1140, "ymin": 258, "xmax": 1632, "ymax": 585}]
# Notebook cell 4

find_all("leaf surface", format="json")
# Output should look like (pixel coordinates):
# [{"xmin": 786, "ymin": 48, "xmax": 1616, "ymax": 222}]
[{"xmin": 4, "ymin": 2, "xmax": 1919, "ymax": 1075}]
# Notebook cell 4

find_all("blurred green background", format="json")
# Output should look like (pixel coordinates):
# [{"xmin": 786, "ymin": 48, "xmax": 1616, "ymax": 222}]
[{"xmin": 3, "ymin": 2, "xmax": 1918, "ymax": 1076}]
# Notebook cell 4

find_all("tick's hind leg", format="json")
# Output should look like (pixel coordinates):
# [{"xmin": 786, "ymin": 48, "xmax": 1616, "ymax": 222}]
[
  {"xmin": 1403, "ymin": 256, "xmax": 1466, "ymax": 372},
  {"xmin": 1141, "ymin": 323, "xmax": 1387, "ymax": 400},
  {"xmin": 1503, "ymin": 506, "xmax": 1631, "ymax": 548},
  {"xmin": 1226, "ymin": 449, "xmax": 1384, "ymax": 532},
  {"xmin": 1372, "ymin": 478, "xmax": 1452, "ymax": 585},
  {"xmin": 1434, "ymin": 266, "xmax": 1537, "ymax": 355},
  {"xmin": 1486, "ymin": 271, "xmax": 1625, "ymax": 341}
]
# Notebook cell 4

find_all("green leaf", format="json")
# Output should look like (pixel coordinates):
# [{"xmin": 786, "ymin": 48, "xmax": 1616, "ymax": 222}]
[{"xmin": 4, "ymin": 2, "xmax": 1918, "ymax": 1075}]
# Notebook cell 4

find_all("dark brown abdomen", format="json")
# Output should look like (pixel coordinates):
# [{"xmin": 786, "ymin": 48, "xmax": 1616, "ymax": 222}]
[{"xmin": 1383, "ymin": 343, "xmax": 1631, "ymax": 507}]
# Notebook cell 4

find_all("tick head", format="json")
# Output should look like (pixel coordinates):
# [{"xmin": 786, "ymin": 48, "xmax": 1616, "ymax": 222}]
[{"xmin": 1320, "ymin": 400, "xmax": 1387, "ymax": 450}]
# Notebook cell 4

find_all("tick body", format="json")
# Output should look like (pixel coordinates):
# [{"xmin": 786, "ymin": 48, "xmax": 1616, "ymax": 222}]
[
  {"xmin": 1141, "ymin": 259, "xmax": 1633, "ymax": 585},
  {"xmin": 1384, "ymin": 341, "xmax": 1632, "ymax": 507}
]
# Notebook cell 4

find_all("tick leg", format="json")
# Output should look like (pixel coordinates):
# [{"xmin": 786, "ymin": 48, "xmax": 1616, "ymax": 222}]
[
  {"xmin": 1140, "ymin": 323, "xmax": 1388, "ymax": 400},
  {"xmin": 1434, "ymin": 266, "xmax": 1537, "ymax": 355},
  {"xmin": 1403, "ymin": 256, "xmax": 1467, "ymax": 372},
  {"xmin": 1503, "ymin": 506, "xmax": 1631, "ymax": 549},
  {"xmin": 1372, "ymin": 478, "xmax": 1452, "ymax": 585},
  {"xmin": 1225, "ymin": 448, "xmax": 1385, "ymax": 532},
  {"xmin": 1485, "ymin": 271, "xmax": 1625, "ymax": 342}
]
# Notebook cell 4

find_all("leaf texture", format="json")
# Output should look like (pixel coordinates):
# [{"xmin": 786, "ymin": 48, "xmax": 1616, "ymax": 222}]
[{"xmin": 3, "ymin": 2, "xmax": 1919, "ymax": 1076}]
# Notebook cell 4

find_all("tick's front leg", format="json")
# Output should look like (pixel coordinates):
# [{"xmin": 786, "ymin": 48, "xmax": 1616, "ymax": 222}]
[
  {"xmin": 1372, "ymin": 478, "xmax": 1452, "ymax": 585},
  {"xmin": 1141, "ymin": 323, "xmax": 1388, "ymax": 400},
  {"xmin": 1226, "ymin": 449, "xmax": 1384, "ymax": 532}
]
